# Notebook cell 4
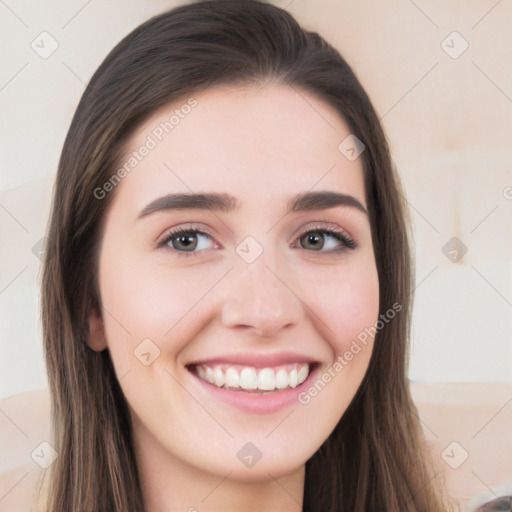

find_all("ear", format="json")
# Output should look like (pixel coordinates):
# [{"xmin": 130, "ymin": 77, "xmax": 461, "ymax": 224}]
[{"xmin": 86, "ymin": 306, "xmax": 108, "ymax": 352}]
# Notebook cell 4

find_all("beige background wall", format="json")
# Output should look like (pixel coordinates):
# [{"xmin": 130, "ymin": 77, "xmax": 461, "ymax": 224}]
[{"xmin": 1, "ymin": 0, "xmax": 511, "ymax": 399}]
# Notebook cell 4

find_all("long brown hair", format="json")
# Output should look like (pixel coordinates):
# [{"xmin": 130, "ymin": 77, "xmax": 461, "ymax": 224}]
[{"xmin": 39, "ymin": 1, "xmax": 458, "ymax": 510}]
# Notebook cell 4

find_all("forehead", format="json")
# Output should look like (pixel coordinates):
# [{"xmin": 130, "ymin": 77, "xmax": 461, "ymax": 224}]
[{"xmin": 114, "ymin": 83, "xmax": 366, "ymax": 212}]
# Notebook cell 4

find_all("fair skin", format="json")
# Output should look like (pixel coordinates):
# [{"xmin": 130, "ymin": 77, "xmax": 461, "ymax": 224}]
[{"xmin": 87, "ymin": 83, "xmax": 379, "ymax": 512}]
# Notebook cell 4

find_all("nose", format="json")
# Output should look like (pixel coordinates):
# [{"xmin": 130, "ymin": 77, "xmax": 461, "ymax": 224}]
[{"xmin": 220, "ymin": 256, "xmax": 304, "ymax": 337}]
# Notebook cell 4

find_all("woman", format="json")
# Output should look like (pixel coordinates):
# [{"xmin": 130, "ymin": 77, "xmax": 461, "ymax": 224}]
[{"xmin": 39, "ymin": 0, "xmax": 458, "ymax": 510}]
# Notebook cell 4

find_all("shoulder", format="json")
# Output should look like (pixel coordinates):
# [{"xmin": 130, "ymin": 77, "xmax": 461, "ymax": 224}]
[
  {"xmin": 411, "ymin": 381, "xmax": 512, "ymax": 511},
  {"xmin": 0, "ymin": 389, "xmax": 51, "ymax": 512}
]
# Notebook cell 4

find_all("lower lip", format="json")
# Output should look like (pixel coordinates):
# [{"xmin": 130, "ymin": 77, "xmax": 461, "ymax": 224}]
[{"xmin": 188, "ymin": 364, "xmax": 320, "ymax": 414}]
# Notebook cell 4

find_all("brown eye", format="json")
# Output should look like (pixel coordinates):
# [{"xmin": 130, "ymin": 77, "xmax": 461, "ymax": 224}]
[
  {"xmin": 475, "ymin": 496, "xmax": 512, "ymax": 511},
  {"xmin": 159, "ymin": 227, "xmax": 216, "ymax": 257},
  {"xmin": 170, "ymin": 231, "xmax": 198, "ymax": 251},
  {"xmin": 300, "ymin": 231, "xmax": 325, "ymax": 250},
  {"xmin": 297, "ymin": 229, "xmax": 356, "ymax": 252}
]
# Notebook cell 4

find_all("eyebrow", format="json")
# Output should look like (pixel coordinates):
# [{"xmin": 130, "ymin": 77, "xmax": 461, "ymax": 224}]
[{"xmin": 137, "ymin": 190, "xmax": 367, "ymax": 219}]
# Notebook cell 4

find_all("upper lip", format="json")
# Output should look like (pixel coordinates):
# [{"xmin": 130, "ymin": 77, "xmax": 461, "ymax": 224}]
[{"xmin": 186, "ymin": 351, "xmax": 319, "ymax": 369}]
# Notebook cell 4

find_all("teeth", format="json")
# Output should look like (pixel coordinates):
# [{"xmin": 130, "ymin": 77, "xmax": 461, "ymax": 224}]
[
  {"xmin": 275, "ymin": 368, "xmax": 289, "ymax": 389},
  {"xmin": 213, "ymin": 367, "xmax": 225, "ymax": 387},
  {"xmin": 289, "ymin": 368, "xmax": 298, "ymax": 388},
  {"xmin": 225, "ymin": 367, "xmax": 239, "ymax": 388},
  {"xmin": 258, "ymin": 368, "xmax": 275, "ymax": 391},
  {"xmin": 193, "ymin": 363, "xmax": 311, "ymax": 392},
  {"xmin": 239, "ymin": 368, "xmax": 258, "ymax": 390},
  {"xmin": 205, "ymin": 366, "xmax": 215, "ymax": 384},
  {"xmin": 298, "ymin": 365, "xmax": 308, "ymax": 384}
]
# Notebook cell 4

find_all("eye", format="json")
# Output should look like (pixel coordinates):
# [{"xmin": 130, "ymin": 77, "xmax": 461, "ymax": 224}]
[
  {"xmin": 294, "ymin": 224, "xmax": 356, "ymax": 253},
  {"xmin": 158, "ymin": 226, "xmax": 218, "ymax": 257},
  {"xmin": 157, "ymin": 223, "xmax": 356, "ymax": 258}
]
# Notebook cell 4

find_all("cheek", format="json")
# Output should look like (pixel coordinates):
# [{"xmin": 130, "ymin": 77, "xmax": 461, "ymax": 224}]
[
  {"xmin": 97, "ymin": 249, "xmax": 224, "ymax": 366},
  {"xmin": 306, "ymin": 258, "xmax": 380, "ymax": 355},
  {"xmin": 333, "ymin": 280, "xmax": 379, "ymax": 351}
]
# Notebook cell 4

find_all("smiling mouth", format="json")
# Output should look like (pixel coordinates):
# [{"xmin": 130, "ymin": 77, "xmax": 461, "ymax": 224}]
[{"xmin": 186, "ymin": 362, "xmax": 315, "ymax": 393}]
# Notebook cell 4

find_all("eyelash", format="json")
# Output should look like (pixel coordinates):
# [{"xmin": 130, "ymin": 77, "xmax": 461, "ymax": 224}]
[{"xmin": 157, "ymin": 223, "xmax": 357, "ymax": 258}]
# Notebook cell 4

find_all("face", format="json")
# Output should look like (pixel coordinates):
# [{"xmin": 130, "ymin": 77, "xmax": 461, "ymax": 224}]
[{"xmin": 88, "ymin": 83, "xmax": 379, "ymax": 484}]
